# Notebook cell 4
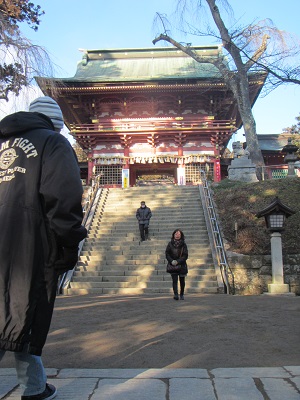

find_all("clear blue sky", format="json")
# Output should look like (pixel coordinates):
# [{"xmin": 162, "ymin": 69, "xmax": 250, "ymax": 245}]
[{"xmin": 20, "ymin": 0, "xmax": 300, "ymax": 143}]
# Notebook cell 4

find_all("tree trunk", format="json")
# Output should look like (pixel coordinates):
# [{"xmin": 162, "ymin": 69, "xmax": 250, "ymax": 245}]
[
  {"xmin": 239, "ymin": 107, "xmax": 264, "ymax": 167},
  {"xmin": 205, "ymin": 0, "xmax": 265, "ymax": 177},
  {"xmin": 229, "ymin": 74, "xmax": 265, "ymax": 168}
]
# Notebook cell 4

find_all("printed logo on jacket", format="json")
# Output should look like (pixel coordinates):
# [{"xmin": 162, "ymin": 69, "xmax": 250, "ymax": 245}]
[{"xmin": 0, "ymin": 138, "xmax": 38, "ymax": 183}]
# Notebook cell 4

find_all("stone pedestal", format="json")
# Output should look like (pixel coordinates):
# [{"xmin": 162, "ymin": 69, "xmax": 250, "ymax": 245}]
[
  {"xmin": 267, "ymin": 283, "xmax": 290, "ymax": 294},
  {"xmin": 228, "ymin": 157, "xmax": 258, "ymax": 182},
  {"xmin": 267, "ymin": 232, "xmax": 291, "ymax": 294},
  {"xmin": 228, "ymin": 141, "xmax": 258, "ymax": 182}
]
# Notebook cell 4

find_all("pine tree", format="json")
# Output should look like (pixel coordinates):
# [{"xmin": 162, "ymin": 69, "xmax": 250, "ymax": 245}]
[{"xmin": 0, "ymin": 0, "xmax": 52, "ymax": 100}]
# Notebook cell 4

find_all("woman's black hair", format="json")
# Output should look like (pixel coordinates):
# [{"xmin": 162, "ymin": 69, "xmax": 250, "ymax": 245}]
[{"xmin": 171, "ymin": 229, "xmax": 185, "ymax": 241}]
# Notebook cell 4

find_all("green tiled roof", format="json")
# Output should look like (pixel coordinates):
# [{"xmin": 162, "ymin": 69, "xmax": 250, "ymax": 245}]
[
  {"xmin": 258, "ymin": 134, "xmax": 290, "ymax": 151},
  {"xmin": 69, "ymin": 46, "xmax": 222, "ymax": 82}
]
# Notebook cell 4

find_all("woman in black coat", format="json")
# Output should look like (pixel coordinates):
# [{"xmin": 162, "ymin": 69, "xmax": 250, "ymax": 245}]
[{"xmin": 165, "ymin": 229, "xmax": 188, "ymax": 300}]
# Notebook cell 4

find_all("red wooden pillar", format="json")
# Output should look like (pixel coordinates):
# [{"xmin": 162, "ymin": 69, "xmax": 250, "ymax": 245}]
[
  {"xmin": 178, "ymin": 146, "xmax": 183, "ymax": 159},
  {"xmin": 214, "ymin": 144, "xmax": 221, "ymax": 182},
  {"xmin": 214, "ymin": 159, "xmax": 221, "ymax": 182},
  {"xmin": 123, "ymin": 147, "xmax": 130, "ymax": 169}
]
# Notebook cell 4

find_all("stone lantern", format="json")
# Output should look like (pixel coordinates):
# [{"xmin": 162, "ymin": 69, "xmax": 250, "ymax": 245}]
[
  {"xmin": 256, "ymin": 197, "xmax": 296, "ymax": 294},
  {"xmin": 282, "ymin": 138, "xmax": 299, "ymax": 177}
]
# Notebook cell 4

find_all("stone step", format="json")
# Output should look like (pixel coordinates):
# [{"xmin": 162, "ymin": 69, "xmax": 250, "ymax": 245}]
[
  {"xmin": 74, "ymin": 269, "xmax": 216, "ymax": 277},
  {"xmin": 108, "ymin": 190, "xmax": 200, "ymax": 195},
  {"xmin": 105, "ymin": 193, "xmax": 201, "ymax": 198},
  {"xmin": 101, "ymin": 200, "xmax": 202, "ymax": 206},
  {"xmin": 79, "ymin": 253, "xmax": 160, "ymax": 260},
  {"xmin": 104, "ymin": 198, "xmax": 201, "ymax": 204},
  {"xmin": 76, "ymin": 261, "xmax": 215, "ymax": 268},
  {"xmin": 80, "ymin": 249, "xmax": 212, "ymax": 258},
  {"xmin": 76, "ymin": 262, "xmax": 215, "ymax": 269},
  {"xmin": 80, "ymin": 250, "xmax": 211, "ymax": 258},
  {"xmin": 97, "ymin": 214, "xmax": 203, "ymax": 219},
  {"xmin": 80, "ymin": 245, "xmax": 212, "ymax": 254},
  {"xmin": 91, "ymin": 217, "xmax": 206, "ymax": 223},
  {"xmin": 83, "ymin": 236, "xmax": 209, "ymax": 243},
  {"xmin": 75, "ymin": 263, "xmax": 215, "ymax": 271},
  {"xmin": 81, "ymin": 242, "xmax": 211, "ymax": 250},
  {"xmin": 106, "ymin": 194, "xmax": 200, "ymax": 199},
  {"xmin": 112, "ymin": 186, "xmax": 198, "ymax": 190},
  {"xmin": 68, "ymin": 185, "xmax": 219, "ymax": 295},
  {"xmin": 68, "ymin": 280, "xmax": 218, "ymax": 290},
  {"xmin": 103, "ymin": 199, "xmax": 202, "ymax": 204},
  {"xmin": 87, "ymin": 228, "xmax": 209, "ymax": 235},
  {"xmin": 89, "ymin": 225, "xmax": 208, "ymax": 232},
  {"xmin": 143, "ymin": 287, "xmax": 219, "ymax": 294},
  {"xmin": 76, "ymin": 263, "xmax": 214, "ymax": 272},
  {"xmin": 91, "ymin": 219, "xmax": 205, "ymax": 226},
  {"xmin": 71, "ymin": 273, "xmax": 217, "ymax": 283},
  {"xmin": 81, "ymin": 240, "xmax": 211, "ymax": 248},
  {"xmin": 86, "ymin": 230, "xmax": 209, "ymax": 238},
  {"xmin": 81, "ymin": 252, "xmax": 212, "ymax": 261},
  {"xmin": 108, "ymin": 189, "xmax": 200, "ymax": 194},
  {"xmin": 93, "ymin": 212, "xmax": 203, "ymax": 218},
  {"xmin": 78, "ymin": 256, "xmax": 213, "ymax": 264},
  {"xmin": 84, "ymin": 237, "xmax": 210, "ymax": 244},
  {"xmin": 65, "ymin": 286, "xmax": 218, "ymax": 295},
  {"xmin": 85, "ymin": 237, "xmax": 210, "ymax": 244}
]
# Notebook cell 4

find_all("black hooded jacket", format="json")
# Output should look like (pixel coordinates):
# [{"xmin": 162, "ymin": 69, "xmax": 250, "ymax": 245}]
[{"xmin": 0, "ymin": 111, "xmax": 87, "ymax": 355}]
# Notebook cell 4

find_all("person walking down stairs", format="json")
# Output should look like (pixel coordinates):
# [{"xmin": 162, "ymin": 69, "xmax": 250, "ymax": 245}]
[
  {"xmin": 136, "ymin": 200, "xmax": 152, "ymax": 241},
  {"xmin": 166, "ymin": 229, "xmax": 188, "ymax": 300}
]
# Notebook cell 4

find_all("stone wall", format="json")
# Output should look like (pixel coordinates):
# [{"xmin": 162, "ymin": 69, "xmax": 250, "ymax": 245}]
[{"xmin": 227, "ymin": 252, "xmax": 300, "ymax": 295}]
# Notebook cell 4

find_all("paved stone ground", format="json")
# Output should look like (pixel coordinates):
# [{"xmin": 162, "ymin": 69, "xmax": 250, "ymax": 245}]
[
  {"xmin": 1, "ymin": 293, "xmax": 300, "ymax": 399},
  {"xmin": 2, "ymin": 367, "xmax": 300, "ymax": 399}
]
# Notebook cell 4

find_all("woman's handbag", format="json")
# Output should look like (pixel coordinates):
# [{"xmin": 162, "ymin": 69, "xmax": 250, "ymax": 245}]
[
  {"xmin": 166, "ymin": 262, "xmax": 181, "ymax": 273},
  {"xmin": 166, "ymin": 247, "xmax": 184, "ymax": 273}
]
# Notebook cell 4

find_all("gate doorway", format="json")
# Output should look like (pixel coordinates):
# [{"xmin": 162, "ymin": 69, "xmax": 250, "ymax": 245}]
[{"xmin": 132, "ymin": 163, "xmax": 177, "ymax": 186}]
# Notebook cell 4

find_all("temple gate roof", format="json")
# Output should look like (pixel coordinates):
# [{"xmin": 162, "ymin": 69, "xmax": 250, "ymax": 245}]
[
  {"xmin": 35, "ymin": 45, "xmax": 267, "ymax": 153},
  {"xmin": 69, "ymin": 46, "xmax": 222, "ymax": 82}
]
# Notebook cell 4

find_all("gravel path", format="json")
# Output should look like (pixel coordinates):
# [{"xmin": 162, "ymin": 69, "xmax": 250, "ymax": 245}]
[{"xmin": 1, "ymin": 293, "xmax": 300, "ymax": 369}]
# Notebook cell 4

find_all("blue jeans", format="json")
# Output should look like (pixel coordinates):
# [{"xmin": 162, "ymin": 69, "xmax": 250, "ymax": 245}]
[{"xmin": 0, "ymin": 349, "xmax": 46, "ymax": 396}]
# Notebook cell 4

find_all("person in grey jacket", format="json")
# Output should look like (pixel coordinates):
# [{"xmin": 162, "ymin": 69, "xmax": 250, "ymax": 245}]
[
  {"xmin": 0, "ymin": 96, "xmax": 87, "ymax": 400},
  {"xmin": 136, "ymin": 201, "xmax": 152, "ymax": 241}
]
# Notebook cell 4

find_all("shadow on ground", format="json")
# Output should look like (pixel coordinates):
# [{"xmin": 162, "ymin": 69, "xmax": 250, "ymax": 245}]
[{"xmin": 1, "ymin": 294, "xmax": 300, "ymax": 369}]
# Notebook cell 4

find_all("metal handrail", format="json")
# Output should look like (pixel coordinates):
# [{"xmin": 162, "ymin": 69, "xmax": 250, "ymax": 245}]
[
  {"xmin": 57, "ymin": 174, "xmax": 103, "ymax": 294},
  {"xmin": 199, "ymin": 169, "xmax": 235, "ymax": 295}
]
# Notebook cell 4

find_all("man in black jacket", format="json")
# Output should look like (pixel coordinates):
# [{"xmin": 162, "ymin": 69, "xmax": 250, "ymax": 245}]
[
  {"xmin": 0, "ymin": 96, "xmax": 87, "ymax": 400},
  {"xmin": 136, "ymin": 201, "xmax": 152, "ymax": 241}
]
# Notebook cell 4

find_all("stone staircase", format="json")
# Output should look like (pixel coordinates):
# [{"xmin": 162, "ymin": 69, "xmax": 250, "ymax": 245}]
[{"xmin": 64, "ymin": 186, "xmax": 219, "ymax": 295}]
